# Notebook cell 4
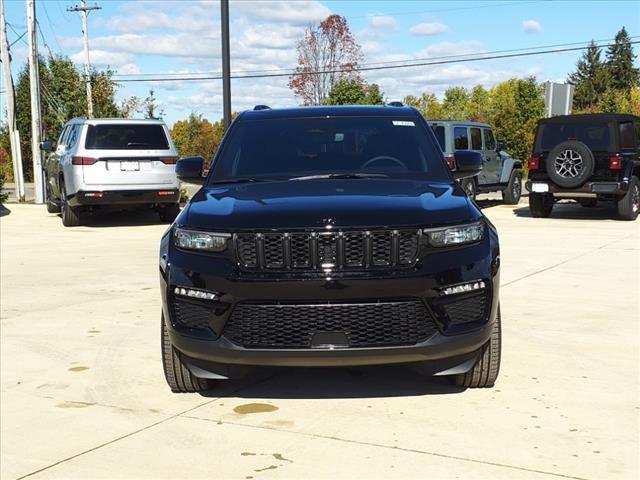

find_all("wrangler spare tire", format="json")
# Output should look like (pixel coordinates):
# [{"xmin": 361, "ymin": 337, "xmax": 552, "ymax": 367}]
[{"xmin": 545, "ymin": 141, "xmax": 594, "ymax": 189}]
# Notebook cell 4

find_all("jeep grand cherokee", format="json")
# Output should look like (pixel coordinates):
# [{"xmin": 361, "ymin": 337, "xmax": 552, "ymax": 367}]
[{"xmin": 159, "ymin": 105, "xmax": 501, "ymax": 393}]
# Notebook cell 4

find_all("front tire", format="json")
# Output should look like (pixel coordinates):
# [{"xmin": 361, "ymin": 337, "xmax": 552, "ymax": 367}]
[
  {"xmin": 61, "ymin": 184, "xmax": 83, "ymax": 227},
  {"xmin": 453, "ymin": 306, "xmax": 501, "ymax": 388},
  {"xmin": 617, "ymin": 175, "xmax": 639, "ymax": 221},
  {"xmin": 529, "ymin": 192, "xmax": 554, "ymax": 218},
  {"xmin": 502, "ymin": 170, "xmax": 522, "ymax": 205},
  {"xmin": 161, "ymin": 314, "xmax": 210, "ymax": 393}
]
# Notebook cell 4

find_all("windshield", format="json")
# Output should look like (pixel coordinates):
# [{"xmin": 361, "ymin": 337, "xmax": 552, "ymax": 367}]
[
  {"xmin": 85, "ymin": 124, "xmax": 170, "ymax": 150},
  {"xmin": 208, "ymin": 116, "xmax": 449, "ymax": 183},
  {"xmin": 537, "ymin": 123, "xmax": 612, "ymax": 151}
]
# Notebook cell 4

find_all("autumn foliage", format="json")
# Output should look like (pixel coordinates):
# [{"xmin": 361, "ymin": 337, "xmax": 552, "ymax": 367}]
[{"xmin": 289, "ymin": 15, "xmax": 363, "ymax": 106}]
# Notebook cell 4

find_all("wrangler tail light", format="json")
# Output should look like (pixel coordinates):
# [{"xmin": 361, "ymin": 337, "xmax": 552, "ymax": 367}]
[
  {"xmin": 609, "ymin": 155, "xmax": 622, "ymax": 170},
  {"xmin": 160, "ymin": 156, "xmax": 179, "ymax": 165},
  {"xmin": 528, "ymin": 156, "xmax": 539, "ymax": 171},
  {"xmin": 158, "ymin": 190, "xmax": 175, "ymax": 196},
  {"xmin": 72, "ymin": 156, "xmax": 98, "ymax": 165},
  {"xmin": 444, "ymin": 154, "xmax": 456, "ymax": 170}
]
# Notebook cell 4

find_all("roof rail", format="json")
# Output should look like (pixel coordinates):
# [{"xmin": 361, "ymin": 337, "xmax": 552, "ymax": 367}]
[
  {"xmin": 387, "ymin": 101, "xmax": 404, "ymax": 107},
  {"xmin": 253, "ymin": 105, "xmax": 271, "ymax": 111}
]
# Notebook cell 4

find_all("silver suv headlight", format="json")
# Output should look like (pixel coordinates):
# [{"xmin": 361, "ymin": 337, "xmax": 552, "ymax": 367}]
[
  {"xmin": 174, "ymin": 228, "xmax": 230, "ymax": 252},
  {"xmin": 424, "ymin": 221, "xmax": 484, "ymax": 247}
]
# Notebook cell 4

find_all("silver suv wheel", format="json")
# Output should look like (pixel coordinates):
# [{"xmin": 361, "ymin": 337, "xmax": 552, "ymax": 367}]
[{"xmin": 554, "ymin": 149, "xmax": 584, "ymax": 178}]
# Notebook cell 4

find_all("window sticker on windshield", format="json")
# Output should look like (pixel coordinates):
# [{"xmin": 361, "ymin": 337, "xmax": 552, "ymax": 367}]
[{"xmin": 392, "ymin": 120, "xmax": 415, "ymax": 127}]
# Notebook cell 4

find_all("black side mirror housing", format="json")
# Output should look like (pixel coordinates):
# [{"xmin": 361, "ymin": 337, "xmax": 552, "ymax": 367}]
[
  {"xmin": 40, "ymin": 141, "xmax": 53, "ymax": 152},
  {"xmin": 176, "ymin": 156, "xmax": 205, "ymax": 181},
  {"xmin": 496, "ymin": 140, "xmax": 506, "ymax": 151},
  {"xmin": 453, "ymin": 150, "xmax": 483, "ymax": 179}
]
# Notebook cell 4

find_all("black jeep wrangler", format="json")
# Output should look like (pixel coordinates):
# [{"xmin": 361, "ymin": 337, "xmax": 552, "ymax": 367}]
[
  {"xmin": 160, "ymin": 105, "xmax": 501, "ymax": 393},
  {"xmin": 526, "ymin": 113, "xmax": 640, "ymax": 220}
]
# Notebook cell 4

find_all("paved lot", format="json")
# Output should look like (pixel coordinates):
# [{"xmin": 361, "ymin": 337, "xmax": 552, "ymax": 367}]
[{"xmin": 1, "ymin": 199, "xmax": 638, "ymax": 480}]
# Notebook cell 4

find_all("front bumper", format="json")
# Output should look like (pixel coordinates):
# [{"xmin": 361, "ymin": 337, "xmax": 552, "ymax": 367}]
[
  {"xmin": 159, "ymin": 224, "xmax": 500, "ymax": 374},
  {"xmin": 70, "ymin": 188, "xmax": 180, "ymax": 206},
  {"xmin": 525, "ymin": 180, "xmax": 628, "ymax": 196}
]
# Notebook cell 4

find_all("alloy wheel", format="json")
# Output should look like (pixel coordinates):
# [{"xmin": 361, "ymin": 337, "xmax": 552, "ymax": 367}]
[{"xmin": 554, "ymin": 149, "xmax": 583, "ymax": 178}]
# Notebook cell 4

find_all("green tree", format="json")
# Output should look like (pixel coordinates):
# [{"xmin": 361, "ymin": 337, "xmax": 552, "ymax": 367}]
[
  {"xmin": 606, "ymin": 27, "xmax": 639, "ymax": 91},
  {"xmin": 403, "ymin": 92, "xmax": 445, "ymax": 119},
  {"xmin": 568, "ymin": 41, "xmax": 608, "ymax": 111},
  {"xmin": 171, "ymin": 113, "xmax": 224, "ymax": 167},
  {"xmin": 466, "ymin": 85, "xmax": 491, "ymax": 122},
  {"xmin": 324, "ymin": 79, "xmax": 384, "ymax": 105},
  {"xmin": 142, "ymin": 89, "xmax": 164, "ymax": 119},
  {"xmin": 441, "ymin": 87, "xmax": 469, "ymax": 120}
]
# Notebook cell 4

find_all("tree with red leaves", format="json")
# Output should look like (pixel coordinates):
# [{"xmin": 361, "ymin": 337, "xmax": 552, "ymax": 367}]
[{"xmin": 289, "ymin": 15, "xmax": 363, "ymax": 105}]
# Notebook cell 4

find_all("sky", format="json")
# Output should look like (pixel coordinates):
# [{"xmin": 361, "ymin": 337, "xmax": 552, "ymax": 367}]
[{"xmin": 2, "ymin": 0, "xmax": 639, "ymax": 127}]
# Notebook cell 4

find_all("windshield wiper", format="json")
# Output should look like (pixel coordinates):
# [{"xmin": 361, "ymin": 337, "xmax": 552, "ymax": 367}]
[
  {"xmin": 210, "ymin": 177, "xmax": 270, "ymax": 184},
  {"xmin": 290, "ymin": 173, "xmax": 389, "ymax": 181}
]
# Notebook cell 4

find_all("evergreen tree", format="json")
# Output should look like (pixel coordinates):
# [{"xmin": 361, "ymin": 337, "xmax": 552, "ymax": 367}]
[
  {"xmin": 568, "ymin": 41, "xmax": 608, "ymax": 111},
  {"xmin": 606, "ymin": 27, "xmax": 639, "ymax": 91}
]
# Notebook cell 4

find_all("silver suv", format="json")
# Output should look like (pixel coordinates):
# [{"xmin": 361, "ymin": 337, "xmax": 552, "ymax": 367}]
[
  {"xmin": 43, "ymin": 118, "xmax": 181, "ymax": 226},
  {"xmin": 429, "ymin": 121, "xmax": 523, "ymax": 204}
]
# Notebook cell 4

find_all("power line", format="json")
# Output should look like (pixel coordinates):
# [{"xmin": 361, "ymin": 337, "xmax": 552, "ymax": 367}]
[
  {"xmin": 111, "ymin": 36, "xmax": 637, "ymax": 79},
  {"xmin": 41, "ymin": 1, "xmax": 64, "ymax": 52},
  {"xmin": 355, "ymin": 0, "xmax": 545, "ymax": 19},
  {"xmin": 36, "ymin": 20, "xmax": 54, "ymax": 57},
  {"xmin": 111, "ymin": 40, "xmax": 639, "ymax": 83}
]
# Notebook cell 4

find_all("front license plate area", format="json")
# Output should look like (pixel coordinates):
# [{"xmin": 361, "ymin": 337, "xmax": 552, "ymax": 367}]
[
  {"xmin": 120, "ymin": 161, "xmax": 140, "ymax": 171},
  {"xmin": 531, "ymin": 183, "xmax": 549, "ymax": 193}
]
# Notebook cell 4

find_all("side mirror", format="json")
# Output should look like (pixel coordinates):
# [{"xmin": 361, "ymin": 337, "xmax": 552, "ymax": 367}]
[
  {"xmin": 453, "ymin": 151, "xmax": 482, "ymax": 179},
  {"xmin": 176, "ymin": 156, "xmax": 204, "ymax": 181},
  {"xmin": 496, "ymin": 140, "xmax": 506, "ymax": 151},
  {"xmin": 40, "ymin": 141, "xmax": 53, "ymax": 152}
]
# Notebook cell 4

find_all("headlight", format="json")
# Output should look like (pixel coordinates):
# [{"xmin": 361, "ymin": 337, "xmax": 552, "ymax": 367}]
[
  {"xmin": 424, "ymin": 221, "xmax": 484, "ymax": 247},
  {"xmin": 174, "ymin": 228, "xmax": 230, "ymax": 252}
]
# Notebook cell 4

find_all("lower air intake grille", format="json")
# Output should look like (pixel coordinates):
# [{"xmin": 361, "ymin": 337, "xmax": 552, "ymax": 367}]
[
  {"xmin": 442, "ymin": 292, "xmax": 487, "ymax": 325},
  {"xmin": 223, "ymin": 300, "xmax": 437, "ymax": 349},
  {"xmin": 173, "ymin": 300, "xmax": 212, "ymax": 330}
]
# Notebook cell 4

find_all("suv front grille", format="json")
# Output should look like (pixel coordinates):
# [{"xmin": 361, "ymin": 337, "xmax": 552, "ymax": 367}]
[
  {"xmin": 223, "ymin": 300, "xmax": 437, "ymax": 349},
  {"xmin": 235, "ymin": 229, "xmax": 420, "ymax": 271}
]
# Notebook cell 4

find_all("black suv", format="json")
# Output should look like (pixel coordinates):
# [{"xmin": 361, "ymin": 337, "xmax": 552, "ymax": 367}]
[
  {"xmin": 159, "ymin": 106, "xmax": 501, "ymax": 393},
  {"xmin": 526, "ymin": 113, "xmax": 640, "ymax": 220}
]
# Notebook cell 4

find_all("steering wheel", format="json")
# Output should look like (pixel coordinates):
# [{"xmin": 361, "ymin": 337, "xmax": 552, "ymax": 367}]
[{"xmin": 361, "ymin": 156, "xmax": 407, "ymax": 170}]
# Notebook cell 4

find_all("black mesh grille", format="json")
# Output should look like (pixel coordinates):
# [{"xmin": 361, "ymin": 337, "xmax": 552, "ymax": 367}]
[
  {"xmin": 264, "ymin": 234, "xmax": 284, "ymax": 269},
  {"xmin": 235, "ymin": 229, "xmax": 419, "ymax": 271},
  {"xmin": 290, "ymin": 234, "xmax": 311, "ymax": 268},
  {"xmin": 223, "ymin": 300, "xmax": 437, "ymax": 349},
  {"xmin": 398, "ymin": 231, "xmax": 419, "ymax": 265},
  {"xmin": 371, "ymin": 232, "xmax": 392, "ymax": 266},
  {"xmin": 442, "ymin": 292, "xmax": 487, "ymax": 325},
  {"xmin": 237, "ymin": 234, "xmax": 257, "ymax": 268},
  {"xmin": 174, "ymin": 300, "xmax": 212, "ymax": 330}
]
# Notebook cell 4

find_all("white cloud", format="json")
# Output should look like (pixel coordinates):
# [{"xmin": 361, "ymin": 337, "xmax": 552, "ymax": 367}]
[
  {"xmin": 367, "ymin": 14, "xmax": 397, "ymax": 29},
  {"xmin": 117, "ymin": 63, "xmax": 142, "ymax": 75},
  {"xmin": 522, "ymin": 20, "xmax": 543, "ymax": 33},
  {"xmin": 70, "ymin": 50, "xmax": 135, "ymax": 66},
  {"xmin": 233, "ymin": 1, "xmax": 331, "ymax": 25},
  {"xmin": 409, "ymin": 22, "xmax": 449, "ymax": 36}
]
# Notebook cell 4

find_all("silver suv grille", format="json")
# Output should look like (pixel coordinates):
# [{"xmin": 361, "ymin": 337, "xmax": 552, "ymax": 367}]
[{"xmin": 235, "ymin": 229, "xmax": 420, "ymax": 271}]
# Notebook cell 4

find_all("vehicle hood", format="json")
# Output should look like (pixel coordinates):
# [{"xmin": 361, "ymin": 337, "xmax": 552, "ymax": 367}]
[{"xmin": 183, "ymin": 179, "xmax": 477, "ymax": 230}]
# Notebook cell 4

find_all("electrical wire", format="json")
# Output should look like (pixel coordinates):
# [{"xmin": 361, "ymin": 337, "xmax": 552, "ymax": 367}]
[{"xmin": 111, "ymin": 40, "xmax": 639, "ymax": 83}]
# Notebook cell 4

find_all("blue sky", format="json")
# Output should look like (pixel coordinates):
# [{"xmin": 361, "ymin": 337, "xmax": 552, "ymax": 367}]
[{"xmin": 2, "ymin": 0, "xmax": 639, "ymax": 126}]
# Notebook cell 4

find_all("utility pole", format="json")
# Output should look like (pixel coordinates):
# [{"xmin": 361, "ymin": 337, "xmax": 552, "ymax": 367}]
[
  {"xmin": 1, "ymin": 0, "xmax": 25, "ymax": 201},
  {"xmin": 67, "ymin": 0, "xmax": 100, "ymax": 118},
  {"xmin": 26, "ymin": 0, "xmax": 44, "ymax": 204},
  {"xmin": 220, "ymin": 0, "xmax": 231, "ymax": 131}
]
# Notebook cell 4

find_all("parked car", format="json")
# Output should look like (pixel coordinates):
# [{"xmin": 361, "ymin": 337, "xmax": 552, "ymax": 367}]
[
  {"xmin": 428, "ymin": 120, "xmax": 523, "ymax": 204},
  {"xmin": 43, "ymin": 118, "xmax": 181, "ymax": 227},
  {"xmin": 526, "ymin": 113, "xmax": 640, "ymax": 220},
  {"xmin": 159, "ymin": 105, "xmax": 502, "ymax": 393}
]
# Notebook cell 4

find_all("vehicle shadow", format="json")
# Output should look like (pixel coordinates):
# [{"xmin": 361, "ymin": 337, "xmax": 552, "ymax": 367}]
[
  {"xmin": 0, "ymin": 204, "xmax": 11, "ymax": 217},
  {"xmin": 200, "ymin": 365, "xmax": 466, "ymax": 400},
  {"xmin": 513, "ymin": 201, "xmax": 620, "ymax": 220},
  {"xmin": 475, "ymin": 198, "xmax": 503, "ymax": 209},
  {"xmin": 78, "ymin": 208, "xmax": 173, "ymax": 228}
]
